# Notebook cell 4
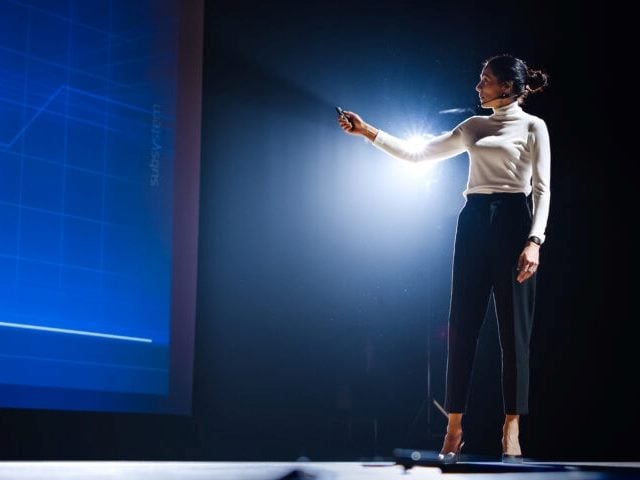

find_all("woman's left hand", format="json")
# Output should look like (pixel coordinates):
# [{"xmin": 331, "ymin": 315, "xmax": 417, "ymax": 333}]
[{"xmin": 516, "ymin": 243, "xmax": 540, "ymax": 283}]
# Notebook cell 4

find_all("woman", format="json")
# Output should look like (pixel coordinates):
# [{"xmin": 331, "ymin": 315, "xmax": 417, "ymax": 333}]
[{"xmin": 337, "ymin": 54, "xmax": 550, "ymax": 463}]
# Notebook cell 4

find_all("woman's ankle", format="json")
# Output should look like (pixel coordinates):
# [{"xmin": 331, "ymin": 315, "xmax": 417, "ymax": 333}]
[
  {"xmin": 440, "ymin": 431, "xmax": 464, "ymax": 454},
  {"xmin": 501, "ymin": 434, "xmax": 522, "ymax": 455}
]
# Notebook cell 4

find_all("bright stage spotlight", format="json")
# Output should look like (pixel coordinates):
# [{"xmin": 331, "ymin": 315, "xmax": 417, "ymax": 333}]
[
  {"xmin": 405, "ymin": 133, "xmax": 430, "ymax": 153},
  {"xmin": 388, "ymin": 130, "xmax": 442, "ymax": 191}
]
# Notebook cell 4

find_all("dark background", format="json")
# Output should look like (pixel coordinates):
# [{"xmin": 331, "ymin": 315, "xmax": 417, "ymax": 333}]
[{"xmin": 1, "ymin": 0, "xmax": 635, "ymax": 462}]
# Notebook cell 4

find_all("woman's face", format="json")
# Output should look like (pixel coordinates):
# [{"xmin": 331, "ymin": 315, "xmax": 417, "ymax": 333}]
[{"xmin": 475, "ymin": 66, "xmax": 508, "ymax": 108}]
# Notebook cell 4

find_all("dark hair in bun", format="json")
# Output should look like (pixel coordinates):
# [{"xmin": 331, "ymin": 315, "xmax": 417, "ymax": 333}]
[{"xmin": 484, "ymin": 54, "xmax": 549, "ymax": 102}]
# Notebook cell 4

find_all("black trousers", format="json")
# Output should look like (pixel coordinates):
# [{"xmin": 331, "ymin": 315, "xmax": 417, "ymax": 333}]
[{"xmin": 443, "ymin": 193, "xmax": 536, "ymax": 415}]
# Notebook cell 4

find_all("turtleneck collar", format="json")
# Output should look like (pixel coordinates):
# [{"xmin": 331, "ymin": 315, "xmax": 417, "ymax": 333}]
[{"xmin": 491, "ymin": 100, "xmax": 523, "ymax": 118}]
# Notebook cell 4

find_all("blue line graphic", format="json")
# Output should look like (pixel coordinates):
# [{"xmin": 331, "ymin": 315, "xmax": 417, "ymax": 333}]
[
  {"xmin": 0, "ymin": 321, "xmax": 152, "ymax": 343},
  {"xmin": 1, "ymin": 84, "xmax": 151, "ymax": 149}
]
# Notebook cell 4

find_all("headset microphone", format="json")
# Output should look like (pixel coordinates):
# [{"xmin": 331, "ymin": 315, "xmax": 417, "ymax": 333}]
[{"xmin": 478, "ymin": 92, "xmax": 520, "ymax": 107}]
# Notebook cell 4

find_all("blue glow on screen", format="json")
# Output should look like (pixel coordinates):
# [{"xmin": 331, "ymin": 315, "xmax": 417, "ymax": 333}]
[{"xmin": 0, "ymin": 0, "xmax": 200, "ymax": 413}]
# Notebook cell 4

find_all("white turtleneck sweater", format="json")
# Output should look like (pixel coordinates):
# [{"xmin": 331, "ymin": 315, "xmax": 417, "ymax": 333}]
[{"xmin": 372, "ymin": 101, "xmax": 551, "ymax": 242}]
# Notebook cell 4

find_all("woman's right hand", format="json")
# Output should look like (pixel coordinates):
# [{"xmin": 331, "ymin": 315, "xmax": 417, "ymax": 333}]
[{"xmin": 337, "ymin": 110, "xmax": 367, "ymax": 136}]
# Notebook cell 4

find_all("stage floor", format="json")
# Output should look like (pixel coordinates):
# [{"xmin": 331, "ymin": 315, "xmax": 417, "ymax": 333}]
[{"xmin": 0, "ymin": 461, "xmax": 639, "ymax": 480}]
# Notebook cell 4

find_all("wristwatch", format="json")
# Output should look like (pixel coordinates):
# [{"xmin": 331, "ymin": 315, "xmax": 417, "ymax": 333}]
[{"xmin": 527, "ymin": 236, "xmax": 542, "ymax": 246}]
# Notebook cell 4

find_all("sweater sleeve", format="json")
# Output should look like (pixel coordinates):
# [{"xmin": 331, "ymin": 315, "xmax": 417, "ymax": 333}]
[
  {"xmin": 372, "ymin": 121, "xmax": 468, "ymax": 163},
  {"xmin": 528, "ymin": 118, "xmax": 551, "ymax": 243}
]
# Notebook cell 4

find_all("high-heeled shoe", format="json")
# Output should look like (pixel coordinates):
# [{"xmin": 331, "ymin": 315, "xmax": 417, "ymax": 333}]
[
  {"xmin": 437, "ymin": 434, "xmax": 464, "ymax": 464},
  {"xmin": 501, "ymin": 436, "xmax": 524, "ymax": 463},
  {"xmin": 501, "ymin": 453, "xmax": 524, "ymax": 463}
]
